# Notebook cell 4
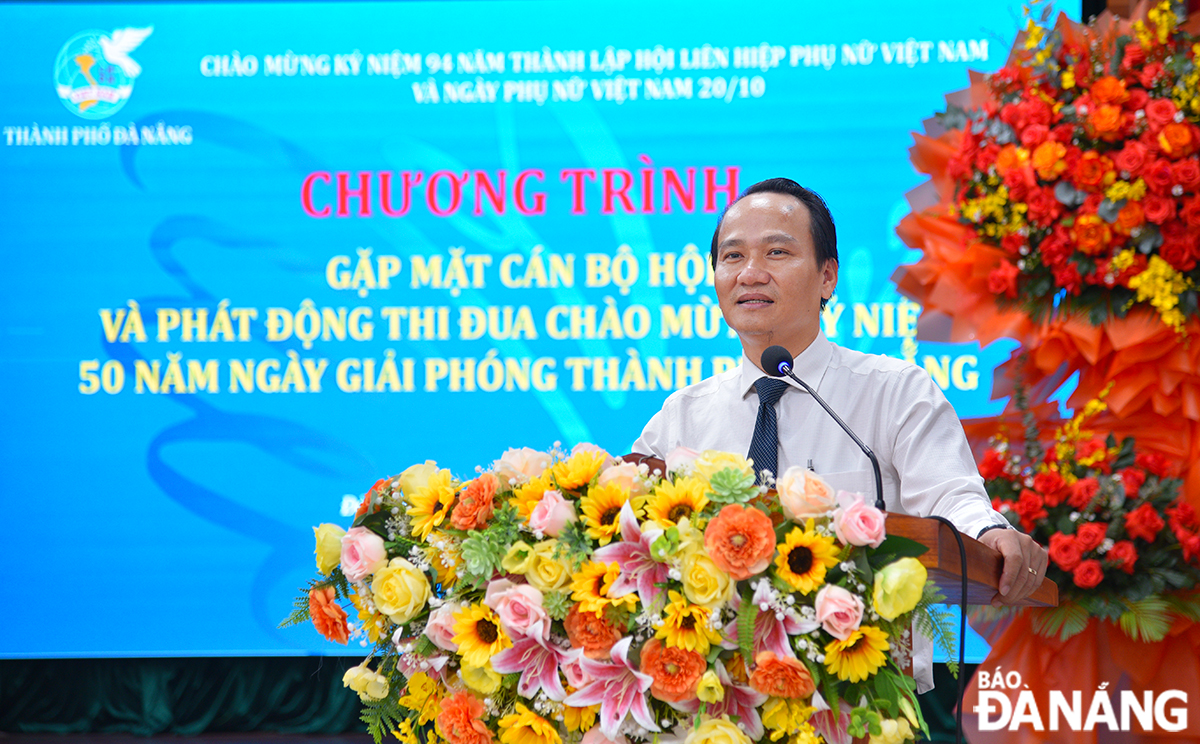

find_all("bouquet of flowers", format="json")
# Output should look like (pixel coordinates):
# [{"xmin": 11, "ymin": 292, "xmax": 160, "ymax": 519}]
[
  {"xmin": 938, "ymin": 0, "xmax": 1200, "ymax": 331},
  {"xmin": 285, "ymin": 445, "xmax": 957, "ymax": 744},
  {"xmin": 978, "ymin": 387, "xmax": 1200, "ymax": 641}
]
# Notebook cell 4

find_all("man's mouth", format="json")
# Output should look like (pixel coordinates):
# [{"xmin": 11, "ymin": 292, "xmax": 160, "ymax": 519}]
[{"xmin": 737, "ymin": 294, "xmax": 773, "ymax": 306}]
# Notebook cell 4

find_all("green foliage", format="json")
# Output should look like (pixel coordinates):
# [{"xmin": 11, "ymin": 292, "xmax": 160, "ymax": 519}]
[
  {"xmin": 459, "ymin": 503, "xmax": 520, "ymax": 586},
  {"xmin": 1030, "ymin": 601, "xmax": 1092, "ymax": 641},
  {"xmin": 558, "ymin": 520, "xmax": 594, "ymax": 568},
  {"xmin": 707, "ymin": 467, "xmax": 758, "ymax": 504},
  {"xmin": 737, "ymin": 596, "xmax": 758, "ymax": 666},
  {"xmin": 360, "ymin": 693, "xmax": 406, "ymax": 744},
  {"xmin": 912, "ymin": 584, "xmax": 960, "ymax": 678},
  {"xmin": 1118, "ymin": 596, "xmax": 1174, "ymax": 642},
  {"xmin": 869, "ymin": 535, "xmax": 928, "ymax": 567},
  {"xmin": 543, "ymin": 590, "xmax": 573, "ymax": 620}
]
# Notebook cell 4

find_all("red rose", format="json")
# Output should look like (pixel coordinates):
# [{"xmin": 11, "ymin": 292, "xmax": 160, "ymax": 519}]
[
  {"xmin": 1168, "ymin": 502, "xmax": 1199, "ymax": 531},
  {"xmin": 1121, "ymin": 43, "xmax": 1146, "ymax": 71},
  {"xmin": 1033, "ymin": 471, "xmax": 1069, "ymax": 507},
  {"xmin": 1142, "ymin": 194, "xmax": 1177, "ymax": 224},
  {"xmin": 1020, "ymin": 123, "xmax": 1051, "ymax": 148},
  {"xmin": 1068, "ymin": 477, "xmax": 1101, "ymax": 509},
  {"xmin": 1025, "ymin": 186, "xmax": 1063, "ymax": 227},
  {"xmin": 1136, "ymin": 452, "xmax": 1172, "ymax": 477},
  {"xmin": 1181, "ymin": 196, "xmax": 1200, "ymax": 230},
  {"xmin": 1072, "ymin": 559, "xmax": 1105, "ymax": 589},
  {"xmin": 975, "ymin": 143, "xmax": 1001, "ymax": 172},
  {"xmin": 1126, "ymin": 88, "xmax": 1150, "ymax": 113},
  {"xmin": 988, "ymin": 260, "xmax": 1021, "ymax": 299},
  {"xmin": 1106, "ymin": 540, "xmax": 1138, "ymax": 573},
  {"xmin": 1125, "ymin": 502, "xmax": 1165, "ymax": 542},
  {"xmin": 1049, "ymin": 532, "xmax": 1084, "ymax": 571},
  {"xmin": 1051, "ymin": 123, "xmax": 1076, "ymax": 143},
  {"xmin": 978, "ymin": 449, "xmax": 1008, "ymax": 480},
  {"xmin": 1144, "ymin": 158, "xmax": 1176, "ymax": 195},
  {"xmin": 1113, "ymin": 141, "xmax": 1150, "ymax": 178},
  {"xmin": 1181, "ymin": 532, "xmax": 1200, "ymax": 563},
  {"xmin": 1076, "ymin": 522, "xmax": 1108, "ymax": 552},
  {"xmin": 1113, "ymin": 201, "xmax": 1146, "ymax": 236},
  {"xmin": 1120, "ymin": 468, "xmax": 1147, "ymax": 499},
  {"xmin": 1052, "ymin": 261, "xmax": 1084, "ymax": 295},
  {"xmin": 1073, "ymin": 152, "xmax": 1116, "ymax": 192},
  {"xmin": 1138, "ymin": 63, "xmax": 1165, "ymax": 91},
  {"xmin": 1172, "ymin": 159, "xmax": 1200, "ymax": 191},
  {"xmin": 1077, "ymin": 437, "xmax": 1111, "ymax": 472},
  {"xmin": 1014, "ymin": 489, "xmax": 1048, "ymax": 531},
  {"xmin": 1159, "ymin": 241, "xmax": 1197, "ymax": 272},
  {"xmin": 1145, "ymin": 98, "xmax": 1179, "ymax": 133}
]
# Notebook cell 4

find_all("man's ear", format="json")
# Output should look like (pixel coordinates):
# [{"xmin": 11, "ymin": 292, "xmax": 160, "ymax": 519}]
[{"xmin": 821, "ymin": 259, "xmax": 839, "ymax": 300}]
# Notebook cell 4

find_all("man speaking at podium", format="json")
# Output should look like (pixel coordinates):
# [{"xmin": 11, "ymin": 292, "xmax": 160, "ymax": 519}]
[{"xmin": 632, "ymin": 178, "xmax": 1048, "ymax": 690}]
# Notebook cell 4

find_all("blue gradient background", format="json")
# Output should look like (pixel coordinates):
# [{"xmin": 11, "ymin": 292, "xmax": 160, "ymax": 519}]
[{"xmin": 0, "ymin": 0, "xmax": 1045, "ymax": 658}]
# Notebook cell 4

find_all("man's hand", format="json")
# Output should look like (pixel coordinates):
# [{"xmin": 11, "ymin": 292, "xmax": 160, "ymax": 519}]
[{"xmin": 977, "ymin": 528, "xmax": 1049, "ymax": 606}]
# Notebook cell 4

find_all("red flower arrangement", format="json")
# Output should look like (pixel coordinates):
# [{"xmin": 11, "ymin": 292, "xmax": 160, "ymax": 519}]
[{"xmin": 980, "ymin": 386, "xmax": 1200, "ymax": 640}]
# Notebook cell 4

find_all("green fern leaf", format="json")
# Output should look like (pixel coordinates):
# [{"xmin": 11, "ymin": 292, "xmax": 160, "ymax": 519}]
[
  {"xmin": 737, "ymin": 596, "xmax": 758, "ymax": 665},
  {"xmin": 1031, "ymin": 602, "xmax": 1091, "ymax": 641},
  {"xmin": 1118, "ymin": 596, "xmax": 1173, "ymax": 642}
]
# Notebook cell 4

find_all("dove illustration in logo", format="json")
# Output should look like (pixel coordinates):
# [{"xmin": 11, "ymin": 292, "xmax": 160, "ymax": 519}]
[{"xmin": 54, "ymin": 27, "xmax": 154, "ymax": 120}]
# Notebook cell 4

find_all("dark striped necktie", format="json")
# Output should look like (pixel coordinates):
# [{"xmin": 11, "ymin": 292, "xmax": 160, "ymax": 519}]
[{"xmin": 746, "ymin": 377, "xmax": 790, "ymax": 485}]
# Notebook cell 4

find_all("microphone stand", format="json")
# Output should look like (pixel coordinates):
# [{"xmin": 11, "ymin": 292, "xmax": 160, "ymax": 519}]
[{"xmin": 773, "ymin": 359, "xmax": 886, "ymax": 513}]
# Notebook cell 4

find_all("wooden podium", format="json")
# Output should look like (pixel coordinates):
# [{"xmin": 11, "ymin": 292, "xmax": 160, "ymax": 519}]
[{"xmin": 623, "ymin": 454, "xmax": 1058, "ymax": 608}]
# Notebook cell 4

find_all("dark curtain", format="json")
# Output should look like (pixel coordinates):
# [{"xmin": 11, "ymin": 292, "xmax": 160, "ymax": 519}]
[
  {"xmin": 2, "ymin": 656, "xmax": 968, "ymax": 738},
  {"xmin": 0, "ymin": 657, "xmax": 362, "ymax": 735}
]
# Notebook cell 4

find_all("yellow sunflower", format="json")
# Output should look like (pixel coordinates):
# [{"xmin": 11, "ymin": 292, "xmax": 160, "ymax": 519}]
[
  {"xmin": 511, "ymin": 473, "xmax": 553, "ymax": 520},
  {"xmin": 552, "ymin": 449, "xmax": 608, "ymax": 491},
  {"xmin": 774, "ymin": 522, "xmax": 839, "ymax": 595},
  {"xmin": 451, "ymin": 603, "xmax": 512, "ymax": 668},
  {"xmin": 407, "ymin": 468, "xmax": 456, "ymax": 540},
  {"xmin": 424, "ymin": 531, "xmax": 460, "ymax": 590},
  {"xmin": 348, "ymin": 585, "xmax": 386, "ymax": 643},
  {"xmin": 580, "ymin": 482, "xmax": 644, "ymax": 545},
  {"xmin": 498, "ymin": 703, "xmax": 562, "ymax": 744},
  {"xmin": 645, "ymin": 476, "xmax": 710, "ymax": 529},
  {"xmin": 824, "ymin": 625, "xmax": 890, "ymax": 683},
  {"xmin": 655, "ymin": 590, "xmax": 722, "ymax": 655},
  {"xmin": 569, "ymin": 560, "xmax": 638, "ymax": 616}
]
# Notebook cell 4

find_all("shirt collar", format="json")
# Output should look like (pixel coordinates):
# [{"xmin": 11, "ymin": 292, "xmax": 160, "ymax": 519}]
[{"xmin": 739, "ymin": 332, "xmax": 834, "ymax": 398}]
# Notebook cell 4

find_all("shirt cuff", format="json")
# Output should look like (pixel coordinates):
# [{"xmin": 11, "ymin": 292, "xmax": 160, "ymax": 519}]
[{"xmin": 976, "ymin": 522, "xmax": 1013, "ymax": 540}]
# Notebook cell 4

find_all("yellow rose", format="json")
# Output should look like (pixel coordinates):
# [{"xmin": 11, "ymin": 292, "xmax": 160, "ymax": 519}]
[
  {"xmin": 399, "ymin": 460, "xmax": 438, "ymax": 499},
  {"xmin": 461, "ymin": 661, "xmax": 502, "ymax": 694},
  {"xmin": 693, "ymin": 450, "xmax": 754, "ymax": 481},
  {"xmin": 313, "ymin": 523, "xmax": 346, "ymax": 575},
  {"xmin": 681, "ymin": 553, "xmax": 735, "ymax": 610},
  {"xmin": 371, "ymin": 557, "xmax": 431, "ymax": 625},
  {"xmin": 501, "ymin": 540, "xmax": 536, "ymax": 574},
  {"xmin": 526, "ymin": 540, "xmax": 572, "ymax": 591},
  {"xmin": 869, "ymin": 718, "xmax": 914, "ymax": 744},
  {"xmin": 872, "ymin": 557, "xmax": 927, "ymax": 621},
  {"xmin": 685, "ymin": 716, "xmax": 752, "ymax": 744},
  {"xmin": 342, "ymin": 665, "xmax": 388, "ymax": 700},
  {"xmin": 696, "ymin": 670, "xmax": 724, "ymax": 703}
]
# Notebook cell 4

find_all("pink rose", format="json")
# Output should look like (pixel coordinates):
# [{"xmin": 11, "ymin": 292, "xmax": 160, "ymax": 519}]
[
  {"xmin": 814, "ymin": 585, "xmax": 864, "ymax": 640},
  {"xmin": 340, "ymin": 526, "xmax": 388, "ymax": 582},
  {"xmin": 832, "ymin": 491, "xmax": 886, "ymax": 548},
  {"xmin": 529, "ymin": 489, "xmax": 577, "ymax": 537},
  {"xmin": 777, "ymin": 467, "xmax": 836, "ymax": 521},
  {"xmin": 493, "ymin": 447, "xmax": 552, "ymax": 486},
  {"xmin": 423, "ymin": 601, "xmax": 462, "ymax": 652},
  {"xmin": 597, "ymin": 461, "xmax": 647, "ymax": 496},
  {"xmin": 559, "ymin": 647, "xmax": 594, "ymax": 689},
  {"xmin": 665, "ymin": 446, "xmax": 700, "ymax": 474},
  {"xmin": 484, "ymin": 579, "xmax": 549, "ymax": 639}
]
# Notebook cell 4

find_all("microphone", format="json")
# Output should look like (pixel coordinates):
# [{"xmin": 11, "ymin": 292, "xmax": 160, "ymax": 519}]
[{"xmin": 761, "ymin": 345, "xmax": 886, "ymax": 512}]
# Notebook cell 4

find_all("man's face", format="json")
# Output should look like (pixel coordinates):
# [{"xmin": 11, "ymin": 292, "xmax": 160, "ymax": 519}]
[{"xmin": 713, "ymin": 192, "xmax": 838, "ymax": 359}]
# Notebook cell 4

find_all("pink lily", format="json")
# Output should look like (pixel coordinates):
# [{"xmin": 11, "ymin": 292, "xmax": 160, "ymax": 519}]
[
  {"xmin": 722, "ymin": 583, "xmax": 819, "ymax": 659},
  {"xmin": 672, "ymin": 658, "xmax": 767, "ymax": 740},
  {"xmin": 592, "ymin": 502, "xmax": 668, "ymax": 604},
  {"xmin": 491, "ymin": 620, "xmax": 566, "ymax": 701},
  {"xmin": 810, "ymin": 692, "xmax": 852, "ymax": 744},
  {"xmin": 563, "ymin": 637, "xmax": 659, "ymax": 740}
]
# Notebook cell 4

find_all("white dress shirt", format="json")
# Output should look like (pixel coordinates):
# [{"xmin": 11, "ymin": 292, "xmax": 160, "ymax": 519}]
[{"xmin": 632, "ymin": 332, "xmax": 1009, "ymax": 693}]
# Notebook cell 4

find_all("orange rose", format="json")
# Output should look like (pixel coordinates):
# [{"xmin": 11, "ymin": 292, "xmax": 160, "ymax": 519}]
[
  {"xmin": 1085, "ymin": 105, "xmax": 1124, "ymax": 142},
  {"xmin": 1071, "ymin": 214, "xmax": 1112, "ymax": 255},
  {"xmin": 436, "ymin": 691, "xmax": 493, "ymax": 744},
  {"xmin": 1089, "ymin": 76, "xmax": 1129, "ymax": 106},
  {"xmin": 640, "ymin": 639, "xmax": 706, "ymax": 702},
  {"xmin": 1158, "ymin": 123, "xmax": 1199, "ymax": 159},
  {"xmin": 1031, "ymin": 141, "xmax": 1068, "ymax": 180},
  {"xmin": 1073, "ymin": 151, "xmax": 1116, "ymax": 192},
  {"xmin": 749, "ymin": 651, "xmax": 816, "ymax": 699},
  {"xmin": 704, "ymin": 504, "xmax": 777, "ymax": 580},
  {"xmin": 563, "ymin": 604, "xmax": 623, "ymax": 659},
  {"xmin": 994, "ymin": 144, "xmax": 1030, "ymax": 176},
  {"xmin": 1114, "ymin": 201, "xmax": 1145, "ymax": 235},
  {"xmin": 451, "ymin": 473, "xmax": 497, "ymax": 530},
  {"xmin": 308, "ymin": 586, "xmax": 349, "ymax": 644}
]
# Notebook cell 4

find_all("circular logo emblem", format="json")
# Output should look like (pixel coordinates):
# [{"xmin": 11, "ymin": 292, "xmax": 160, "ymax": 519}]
[{"xmin": 54, "ymin": 27, "xmax": 153, "ymax": 120}]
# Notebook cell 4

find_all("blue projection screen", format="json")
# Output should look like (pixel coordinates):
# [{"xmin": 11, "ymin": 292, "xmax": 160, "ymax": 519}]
[{"xmin": 0, "ymin": 0, "xmax": 1029, "ymax": 658}]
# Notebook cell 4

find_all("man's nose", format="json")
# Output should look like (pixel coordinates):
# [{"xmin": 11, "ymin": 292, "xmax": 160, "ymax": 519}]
[{"xmin": 738, "ymin": 256, "xmax": 771, "ymax": 283}]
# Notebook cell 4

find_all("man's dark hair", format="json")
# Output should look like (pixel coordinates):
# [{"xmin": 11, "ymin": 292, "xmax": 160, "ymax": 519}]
[{"xmin": 709, "ymin": 177, "xmax": 839, "ymax": 270}]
